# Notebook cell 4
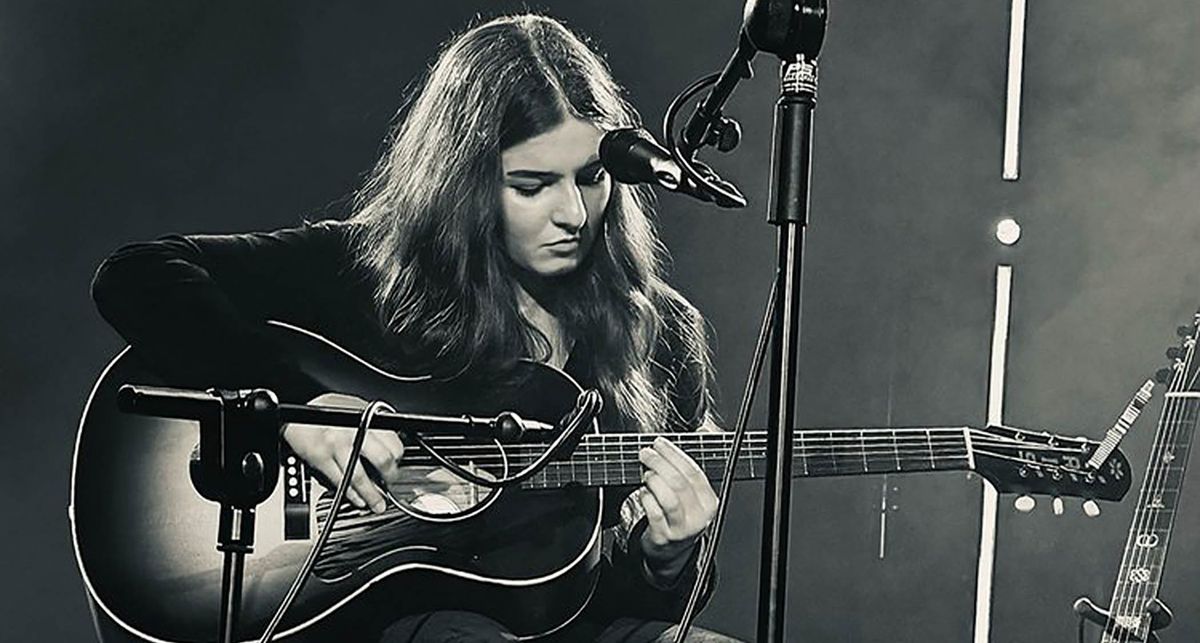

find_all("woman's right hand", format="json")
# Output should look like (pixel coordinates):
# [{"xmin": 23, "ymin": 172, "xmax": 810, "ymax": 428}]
[{"xmin": 282, "ymin": 392, "xmax": 405, "ymax": 513}]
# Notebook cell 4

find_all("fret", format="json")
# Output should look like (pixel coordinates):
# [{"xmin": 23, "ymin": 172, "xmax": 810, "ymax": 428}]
[
  {"xmin": 826, "ymin": 432, "xmax": 840, "ymax": 474},
  {"xmin": 621, "ymin": 438, "xmax": 631, "ymax": 485},
  {"xmin": 925, "ymin": 429, "xmax": 935, "ymax": 470},
  {"xmin": 891, "ymin": 429, "xmax": 901, "ymax": 471},
  {"xmin": 859, "ymin": 430, "xmax": 869, "ymax": 473},
  {"xmin": 584, "ymin": 447, "xmax": 593, "ymax": 487},
  {"xmin": 796, "ymin": 431, "xmax": 806, "ymax": 477}
]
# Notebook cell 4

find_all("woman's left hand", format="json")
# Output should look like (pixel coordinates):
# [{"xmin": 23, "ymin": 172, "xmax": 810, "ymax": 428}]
[{"xmin": 637, "ymin": 436, "xmax": 719, "ymax": 580}]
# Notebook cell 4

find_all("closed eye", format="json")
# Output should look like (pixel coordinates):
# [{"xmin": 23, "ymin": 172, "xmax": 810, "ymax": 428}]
[{"xmin": 510, "ymin": 183, "xmax": 546, "ymax": 197}]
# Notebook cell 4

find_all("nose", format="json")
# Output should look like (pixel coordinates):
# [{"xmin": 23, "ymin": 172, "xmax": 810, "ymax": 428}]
[{"xmin": 550, "ymin": 182, "xmax": 588, "ymax": 232}]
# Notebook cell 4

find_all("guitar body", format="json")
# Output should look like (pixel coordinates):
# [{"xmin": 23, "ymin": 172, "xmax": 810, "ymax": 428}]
[{"xmin": 71, "ymin": 323, "xmax": 605, "ymax": 642}]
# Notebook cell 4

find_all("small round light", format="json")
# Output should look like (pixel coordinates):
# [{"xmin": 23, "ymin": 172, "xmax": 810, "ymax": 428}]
[{"xmin": 996, "ymin": 218, "xmax": 1021, "ymax": 246}]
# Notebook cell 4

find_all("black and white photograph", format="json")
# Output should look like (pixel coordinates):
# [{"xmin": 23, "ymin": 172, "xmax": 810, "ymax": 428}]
[{"xmin": 3, "ymin": 1, "xmax": 1199, "ymax": 641}]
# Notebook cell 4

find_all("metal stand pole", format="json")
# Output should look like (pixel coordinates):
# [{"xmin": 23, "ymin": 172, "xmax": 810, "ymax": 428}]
[{"xmin": 758, "ymin": 55, "xmax": 818, "ymax": 643}]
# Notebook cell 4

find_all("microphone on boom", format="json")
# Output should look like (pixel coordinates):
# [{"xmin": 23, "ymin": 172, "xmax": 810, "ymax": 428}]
[{"xmin": 599, "ymin": 128, "xmax": 745, "ymax": 208}]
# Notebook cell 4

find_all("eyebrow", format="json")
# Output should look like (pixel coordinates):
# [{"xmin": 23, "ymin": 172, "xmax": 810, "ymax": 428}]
[{"xmin": 505, "ymin": 157, "xmax": 603, "ymax": 181}]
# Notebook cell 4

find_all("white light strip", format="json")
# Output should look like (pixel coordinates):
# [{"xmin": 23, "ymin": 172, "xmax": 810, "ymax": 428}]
[
  {"xmin": 1003, "ymin": 0, "xmax": 1028, "ymax": 181},
  {"xmin": 975, "ymin": 264, "xmax": 1013, "ymax": 643}
]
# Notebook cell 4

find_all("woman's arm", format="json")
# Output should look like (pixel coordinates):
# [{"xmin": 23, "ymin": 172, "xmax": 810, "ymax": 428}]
[{"xmin": 91, "ymin": 220, "xmax": 402, "ymax": 512}]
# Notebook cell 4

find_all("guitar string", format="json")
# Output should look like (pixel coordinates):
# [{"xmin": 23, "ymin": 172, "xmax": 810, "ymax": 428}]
[
  {"xmin": 371, "ymin": 439, "xmax": 1043, "ymax": 477},
  {"xmin": 398, "ymin": 431, "xmax": 1087, "ymax": 459},
  {"xmin": 309, "ymin": 442, "xmax": 1104, "ymax": 565},
  {"xmin": 298, "ymin": 431, "xmax": 1094, "ymax": 491},
  {"xmin": 302, "ymin": 431, "xmax": 1107, "ymax": 565},
  {"xmin": 1113, "ymin": 331, "xmax": 1198, "ymax": 643},
  {"xmin": 308, "ymin": 446, "xmax": 1105, "ymax": 569},
  {"xmin": 377, "ymin": 441, "xmax": 1085, "ymax": 481},
  {"xmin": 371, "ymin": 446, "xmax": 976, "ymax": 488},
  {"xmin": 316, "ymin": 443, "xmax": 1089, "ymax": 503}
]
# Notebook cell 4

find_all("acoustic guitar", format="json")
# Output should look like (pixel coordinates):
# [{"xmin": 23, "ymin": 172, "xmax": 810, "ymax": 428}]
[{"xmin": 71, "ymin": 321, "xmax": 1132, "ymax": 642}]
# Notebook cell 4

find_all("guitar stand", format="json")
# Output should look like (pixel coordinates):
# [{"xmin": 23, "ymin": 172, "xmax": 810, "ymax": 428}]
[{"xmin": 1073, "ymin": 595, "xmax": 1174, "ymax": 643}]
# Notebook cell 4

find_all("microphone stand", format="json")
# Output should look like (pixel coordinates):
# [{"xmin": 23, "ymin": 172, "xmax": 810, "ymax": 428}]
[
  {"xmin": 671, "ymin": 2, "xmax": 828, "ymax": 639},
  {"xmin": 758, "ymin": 49, "xmax": 821, "ymax": 642}
]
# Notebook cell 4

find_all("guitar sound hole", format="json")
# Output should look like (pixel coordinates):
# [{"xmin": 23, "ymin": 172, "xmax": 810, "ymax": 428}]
[{"xmin": 384, "ymin": 440, "xmax": 509, "ymax": 520}]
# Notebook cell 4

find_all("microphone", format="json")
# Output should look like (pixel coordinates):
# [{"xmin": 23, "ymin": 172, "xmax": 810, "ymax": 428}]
[{"xmin": 599, "ymin": 128, "xmax": 745, "ymax": 208}]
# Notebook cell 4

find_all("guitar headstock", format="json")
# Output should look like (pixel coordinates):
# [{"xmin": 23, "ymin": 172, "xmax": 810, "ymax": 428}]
[
  {"xmin": 1156, "ymin": 311, "xmax": 1200, "ymax": 393},
  {"xmin": 969, "ymin": 425, "xmax": 1131, "ymax": 502}
]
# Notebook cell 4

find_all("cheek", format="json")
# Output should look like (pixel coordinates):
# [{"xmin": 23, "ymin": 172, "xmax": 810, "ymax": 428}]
[
  {"xmin": 500, "ymin": 193, "xmax": 546, "ymax": 255},
  {"xmin": 584, "ymin": 183, "xmax": 612, "ymax": 227}
]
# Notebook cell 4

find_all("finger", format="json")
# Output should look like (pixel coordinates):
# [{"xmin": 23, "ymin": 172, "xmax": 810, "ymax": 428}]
[
  {"xmin": 653, "ymin": 437, "xmax": 709, "ymax": 486},
  {"xmin": 360, "ymin": 433, "xmax": 402, "ymax": 480},
  {"xmin": 652, "ymin": 436, "xmax": 715, "ymax": 518},
  {"xmin": 640, "ymin": 446, "xmax": 699, "ymax": 510},
  {"xmin": 309, "ymin": 460, "xmax": 364, "ymax": 511},
  {"xmin": 653, "ymin": 438, "xmax": 718, "ymax": 515},
  {"xmin": 638, "ymin": 446, "xmax": 688, "ymax": 491},
  {"xmin": 345, "ymin": 487, "xmax": 367, "ymax": 510},
  {"xmin": 334, "ymin": 444, "xmax": 387, "ymax": 513},
  {"xmin": 641, "ymin": 469, "xmax": 682, "ymax": 520},
  {"xmin": 638, "ymin": 488, "xmax": 670, "ymax": 547},
  {"xmin": 372, "ymin": 429, "xmax": 405, "ymax": 461}
]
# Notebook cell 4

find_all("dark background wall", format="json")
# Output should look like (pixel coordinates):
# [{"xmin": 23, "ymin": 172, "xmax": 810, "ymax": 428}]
[{"xmin": 3, "ymin": 1, "xmax": 1198, "ymax": 640}]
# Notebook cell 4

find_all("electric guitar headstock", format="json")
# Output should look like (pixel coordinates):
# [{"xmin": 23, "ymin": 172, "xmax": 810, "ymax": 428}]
[
  {"xmin": 969, "ymin": 425, "xmax": 1131, "ymax": 509},
  {"xmin": 1155, "ymin": 310, "xmax": 1200, "ymax": 392}
]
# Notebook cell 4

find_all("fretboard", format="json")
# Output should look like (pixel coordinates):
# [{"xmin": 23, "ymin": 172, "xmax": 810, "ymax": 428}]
[
  {"xmin": 1103, "ymin": 392, "xmax": 1199, "ymax": 642},
  {"xmin": 519, "ymin": 427, "xmax": 974, "ymax": 490}
]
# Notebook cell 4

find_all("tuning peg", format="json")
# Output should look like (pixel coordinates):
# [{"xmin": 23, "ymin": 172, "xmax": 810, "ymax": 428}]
[
  {"xmin": 1083, "ymin": 500, "xmax": 1101, "ymax": 517},
  {"xmin": 1166, "ymin": 346, "xmax": 1185, "ymax": 360},
  {"xmin": 1156, "ymin": 368, "xmax": 1174, "ymax": 384},
  {"xmin": 1014, "ymin": 495, "xmax": 1036, "ymax": 513},
  {"xmin": 1178, "ymin": 325, "xmax": 1192, "ymax": 337},
  {"xmin": 1052, "ymin": 497, "xmax": 1064, "ymax": 515}
]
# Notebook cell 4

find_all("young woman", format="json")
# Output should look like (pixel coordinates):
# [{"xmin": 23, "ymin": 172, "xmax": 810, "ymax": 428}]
[{"xmin": 93, "ymin": 13, "xmax": 737, "ymax": 643}]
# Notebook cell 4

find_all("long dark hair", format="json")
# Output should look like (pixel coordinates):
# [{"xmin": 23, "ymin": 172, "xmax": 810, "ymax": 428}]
[{"xmin": 350, "ymin": 14, "xmax": 711, "ymax": 432}]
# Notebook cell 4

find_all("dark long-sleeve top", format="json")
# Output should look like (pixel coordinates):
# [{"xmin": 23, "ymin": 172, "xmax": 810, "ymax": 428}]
[{"xmin": 91, "ymin": 218, "xmax": 716, "ymax": 627}]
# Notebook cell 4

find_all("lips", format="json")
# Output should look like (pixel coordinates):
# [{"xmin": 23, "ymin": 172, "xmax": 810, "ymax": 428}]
[{"xmin": 544, "ymin": 238, "xmax": 580, "ymax": 248}]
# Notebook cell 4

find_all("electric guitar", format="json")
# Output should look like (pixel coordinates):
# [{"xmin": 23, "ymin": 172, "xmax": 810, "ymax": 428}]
[
  {"xmin": 1075, "ymin": 313, "xmax": 1200, "ymax": 642},
  {"xmin": 71, "ymin": 321, "xmax": 1132, "ymax": 642}
]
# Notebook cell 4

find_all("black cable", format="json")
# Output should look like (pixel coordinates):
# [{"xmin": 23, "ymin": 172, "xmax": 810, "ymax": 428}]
[
  {"xmin": 673, "ymin": 276, "xmax": 779, "ymax": 643},
  {"xmin": 257, "ymin": 399, "xmax": 393, "ymax": 643},
  {"xmin": 411, "ymin": 389, "xmax": 602, "ymax": 488}
]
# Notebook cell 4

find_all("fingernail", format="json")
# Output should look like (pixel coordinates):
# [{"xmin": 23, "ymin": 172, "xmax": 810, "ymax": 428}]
[{"xmin": 372, "ymin": 501, "xmax": 386, "ymax": 514}]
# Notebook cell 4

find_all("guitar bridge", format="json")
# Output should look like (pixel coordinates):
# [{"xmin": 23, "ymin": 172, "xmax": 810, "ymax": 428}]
[{"xmin": 283, "ymin": 448, "xmax": 311, "ymax": 540}]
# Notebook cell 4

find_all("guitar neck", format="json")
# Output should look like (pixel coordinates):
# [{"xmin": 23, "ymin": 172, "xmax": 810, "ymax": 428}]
[
  {"xmin": 1103, "ymin": 393, "xmax": 1200, "ymax": 641},
  {"xmin": 521, "ymin": 427, "xmax": 974, "ymax": 489}
]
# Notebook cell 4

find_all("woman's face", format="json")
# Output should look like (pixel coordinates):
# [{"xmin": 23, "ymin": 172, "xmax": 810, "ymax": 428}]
[{"xmin": 499, "ymin": 116, "xmax": 611, "ymax": 278}]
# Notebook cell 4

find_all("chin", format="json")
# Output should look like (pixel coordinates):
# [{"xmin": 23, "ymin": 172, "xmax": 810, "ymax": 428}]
[{"xmin": 527, "ymin": 255, "xmax": 584, "ymax": 278}]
